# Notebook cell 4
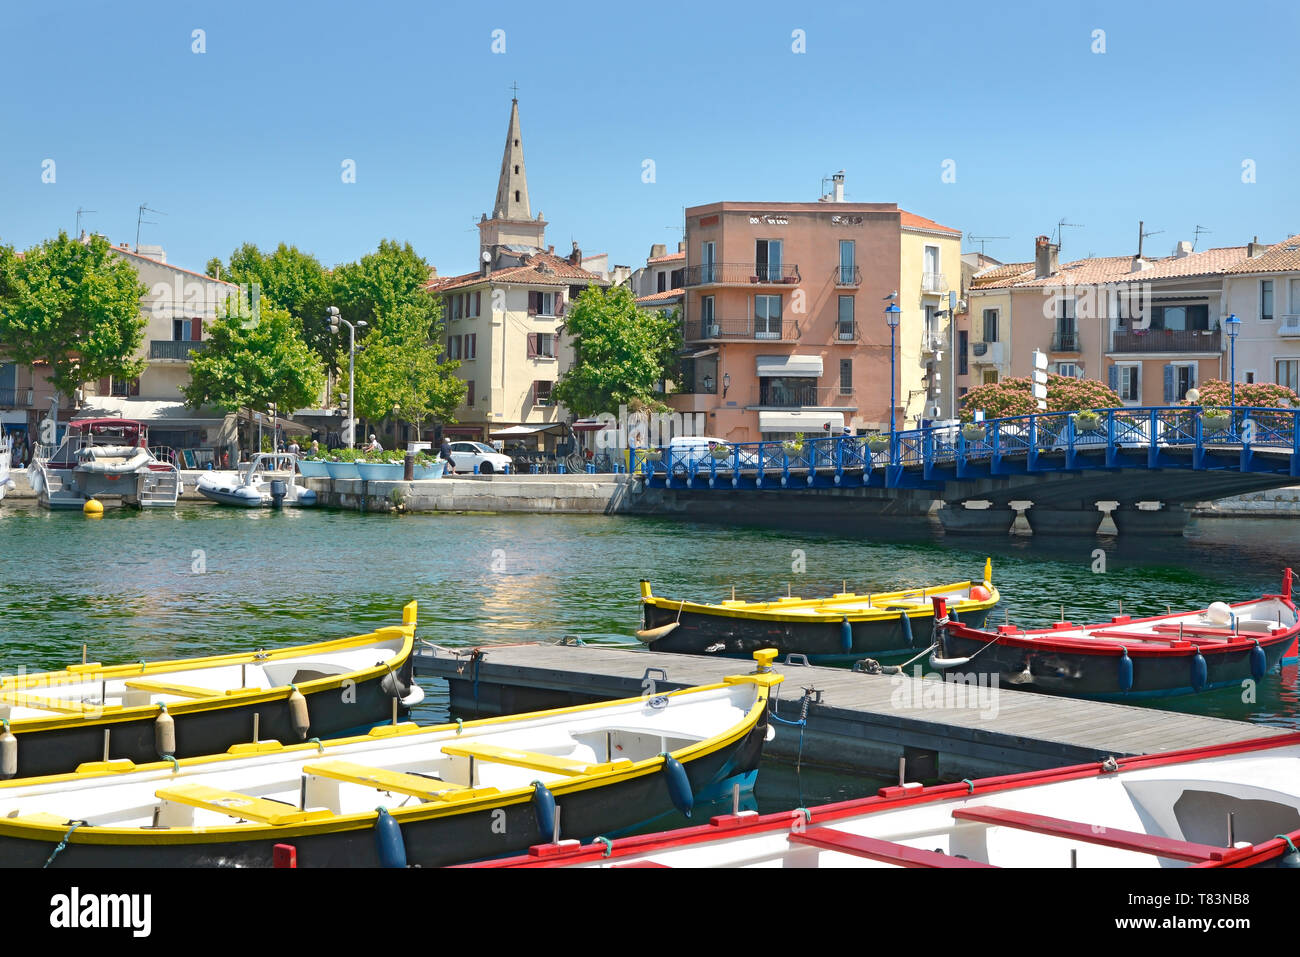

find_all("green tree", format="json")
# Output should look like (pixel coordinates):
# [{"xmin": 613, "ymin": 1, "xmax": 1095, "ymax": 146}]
[
  {"xmin": 183, "ymin": 301, "xmax": 325, "ymax": 452},
  {"xmin": 329, "ymin": 239, "xmax": 439, "ymax": 339},
  {"xmin": 960, "ymin": 374, "xmax": 1123, "ymax": 421},
  {"xmin": 0, "ymin": 232, "xmax": 147, "ymax": 402},
  {"xmin": 354, "ymin": 304, "xmax": 466, "ymax": 436},
  {"xmin": 207, "ymin": 243, "xmax": 333, "ymax": 362},
  {"xmin": 552, "ymin": 286, "xmax": 681, "ymax": 417}
]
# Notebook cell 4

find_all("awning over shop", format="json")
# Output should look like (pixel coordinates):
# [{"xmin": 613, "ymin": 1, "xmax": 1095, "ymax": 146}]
[
  {"xmin": 758, "ymin": 411, "xmax": 845, "ymax": 434},
  {"xmin": 441, "ymin": 426, "xmax": 483, "ymax": 437},
  {"xmin": 681, "ymin": 348, "xmax": 719, "ymax": 360},
  {"xmin": 76, "ymin": 397, "xmax": 229, "ymax": 428},
  {"xmin": 570, "ymin": 419, "xmax": 609, "ymax": 433},
  {"xmin": 237, "ymin": 409, "xmax": 311, "ymax": 435},
  {"xmin": 756, "ymin": 355, "xmax": 823, "ymax": 378},
  {"xmin": 489, "ymin": 423, "xmax": 566, "ymax": 438}
]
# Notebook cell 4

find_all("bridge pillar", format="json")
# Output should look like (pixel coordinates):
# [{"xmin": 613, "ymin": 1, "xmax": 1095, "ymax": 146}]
[
  {"xmin": 1024, "ymin": 504, "xmax": 1103, "ymax": 537},
  {"xmin": 937, "ymin": 501, "xmax": 1016, "ymax": 535},
  {"xmin": 1110, "ymin": 502, "xmax": 1189, "ymax": 537}
]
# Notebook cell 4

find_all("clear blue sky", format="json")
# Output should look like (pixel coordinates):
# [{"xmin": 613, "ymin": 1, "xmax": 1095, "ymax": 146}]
[{"xmin": 2, "ymin": 0, "xmax": 1296, "ymax": 275}]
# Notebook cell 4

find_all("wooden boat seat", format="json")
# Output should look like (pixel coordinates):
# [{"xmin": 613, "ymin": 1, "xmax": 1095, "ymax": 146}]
[
  {"xmin": 790, "ymin": 826, "xmax": 996, "ymax": 867},
  {"xmin": 951, "ymin": 806, "xmax": 1252, "ymax": 863},
  {"xmin": 154, "ymin": 783, "xmax": 334, "ymax": 826},
  {"xmin": 440, "ymin": 741, "xmax": 634, "ymax": 777},
  {"xmin": 1151, "ymin": 623, "xmax": 1277, "ymax": 639},
  {"xmin": 123, "ymin": 679, "xmax": 224, "ymax": 698},
  {"xmin": 0, "ymin": 691, "xmax": 98, "ymax": 715},
  {"xmin": 302, "ymin": 760, "xmax": 492, "ymax": 801}
]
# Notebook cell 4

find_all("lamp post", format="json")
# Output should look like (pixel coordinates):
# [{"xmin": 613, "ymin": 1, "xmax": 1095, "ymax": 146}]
[
  {"xmin": 327, "ymin": 307, "xmax": 366, "ymax": 448},
  {"xmin": 885, "ymin": 303, "xmax": 901, "ymax": 436},
  {"xmin": 1224, "ymin": 313, "xmax": 1241, "ymax": 409}
]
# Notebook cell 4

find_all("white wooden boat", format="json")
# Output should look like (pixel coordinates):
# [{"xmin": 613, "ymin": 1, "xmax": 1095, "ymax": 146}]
[
  {"xmin": 469, "ymin": 730, "xmax": 1300, "ymax": 868},
  {"xmin": 196, "ymin": 453, "xmax": 317, "ymax": 507},
  {"xmin": 0, "ymin": 656, "xmax": 782, "ymax": 867}
]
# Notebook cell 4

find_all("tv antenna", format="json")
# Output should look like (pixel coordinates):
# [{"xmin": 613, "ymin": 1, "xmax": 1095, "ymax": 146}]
[
  {"xmin": 135, "ymin": 203, "xmax": 166, "ymax": 251},
  {"xmin": 75, "ymin": 207, "xmax": 97, "ymax": 236},
  {"xmin": 1136, "ymin": 220, "xmax": 1163, "ymax": 260},
  {"xmin": 966, "ymin": 233, "xmax": 1009, "ymax": 257},
  {"xmin": 1054, "ymin": 218, "xmax": 1084, "ymax": 249},
  {"xmin": 1192, "ymin": 224, "xmax": 1212, "ymax": 251}
]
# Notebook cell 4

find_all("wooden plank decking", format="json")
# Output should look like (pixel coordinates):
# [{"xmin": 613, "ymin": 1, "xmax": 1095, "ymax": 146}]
[{"xmin": 414, "ymin": 643, "xmax": 1285, "ymax": 779}]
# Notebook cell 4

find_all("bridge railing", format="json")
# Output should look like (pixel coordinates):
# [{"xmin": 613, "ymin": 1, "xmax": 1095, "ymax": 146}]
[{"xmin": 637, "ymin": 406, "xmax": 1300, "ymax": 485}]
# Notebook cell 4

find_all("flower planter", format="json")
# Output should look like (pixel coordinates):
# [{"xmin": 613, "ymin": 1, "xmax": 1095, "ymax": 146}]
[
  {"xmin": 296, "ymin": 459, "xmax": 330, "ymax": 478},
  {"xmin": 324, "ymin": 460, "xmax": 361, "ymax": 480},
  {"xmin": 412, "ymin": 460, "xmax": 447, "ymax": 480},
  {"xmin": 356, "ymin": 462, "xmax": 404, "ymax": 481},
  {"xmin": 710, "ymin": 445, "xmax": 732, "ymax": 461},
  {"xmin": 1202, "ymin": 415, "xmax": 1230, "ymax": 435},
  {"xmin": 961, "ymin": 426, "xmax": 987, "ymax": 442},
  {"xmin": 866, "ymin": 437, "xmax": 890, "ymax": 453},
  {"xmin": 646, "ymin": 449, "xmax": 663, "ymax": 462},
  {"xmin": 1074, "ymin": 415, "xmax": 1103, "ymax": 433}
]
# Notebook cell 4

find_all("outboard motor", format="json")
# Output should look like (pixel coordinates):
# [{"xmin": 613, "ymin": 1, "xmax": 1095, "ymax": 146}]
[{"xmin": 269, "ymin": 479, "xmax": 287, "ymax": 509}]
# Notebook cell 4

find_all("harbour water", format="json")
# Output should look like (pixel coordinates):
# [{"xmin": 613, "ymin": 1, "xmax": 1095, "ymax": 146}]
[{"xmin": 2, "ymin": 505, "xmax": 1297, "ymax": 809}]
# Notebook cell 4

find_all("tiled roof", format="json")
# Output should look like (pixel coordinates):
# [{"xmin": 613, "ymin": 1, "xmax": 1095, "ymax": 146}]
[
  {"xmin": 109, "ymin": 244, "xmax": 238, "ymax": 287},
  {"xmin": 635, "ymin": 289, "xmax": 684, "ymax": 305},
  {"xmin": 647, "ymin": 251, "xmax": 685, "ymax": 264},
  {"xmin": 974, "ymin": 246, "xmax": 1251, "ymax": 289},
  {"xmin": 899, "ymin": 210, "xmax": 961, "ymax": 236},
  {"xmin": 425, "ymin": 252, "xmax": 607, "ymax": 293},
  {"xmin": 1224, "ymin": 234, "xmax": 1300, "ymax": 274},
  {"xmin": 970, "ymin": 262, "xmax": 1033, "ymax": 287}
]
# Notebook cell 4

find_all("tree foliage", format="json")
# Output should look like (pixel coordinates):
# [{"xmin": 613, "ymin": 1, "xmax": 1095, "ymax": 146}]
[
  {"xmin": 353, "ymin": 303, "xmax": 465, "ymax": 431},
  {"xmin": 329, "ymin": 239, "xmax": 440, "ymax": 340},
  {"xmin": 960, "ymin": 374, "xmax": 1123, "ymax": 421},
  {"xmin": 552, "ymin": 287, "xmax": 681, "ymax": 417},
  {"xmin": 0, "ymin": 232, "xmax": 148, "ymax": 400},
  {"xmin": 1182, "ymin": 379, "xmax": 1299, "ymax": 408},
  {"xmin": 207, "ymin": 243, "xmax": 334, "ymax": 363},
  {"xmin": 182, "ymin": 301, "xmax": 325, "ymax": 425}
]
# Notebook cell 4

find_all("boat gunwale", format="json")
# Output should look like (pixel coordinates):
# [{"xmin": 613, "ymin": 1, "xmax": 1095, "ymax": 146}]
[{"xmin": 643, "ymin": 580, "xmax": 999, "ymax": 623}]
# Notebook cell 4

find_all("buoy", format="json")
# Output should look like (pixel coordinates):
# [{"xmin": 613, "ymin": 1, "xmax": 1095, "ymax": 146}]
[
  {"xmin": 83, "ymin": 498, "xmax": 103, "ymax": 517},
  {"xmin": 1191, "ymin": 647, "xmax": 1208, "ymax": 692},
  {"xmin": 0, "ymin": 721, "xmax": 16, "ymax": 780},
  {"xmin": 1117, "ymin": 647, "xmax": 1134, "ymax": 693},
  {"xmin": 1279, "ymin": 837, "xmax": 1300, "ymax": 868},
  {"xmin": 839, "ymin": 618, "xmax": 852, "ymax": 653},
  {"xmin": 899, "ymin": 611, "xmax": 913, "ymax": 648},
  {"xmin": 970, "ymin": 585, "xmax": 991, "ymax": 602},
  {"xmin": 1206, "ymin": 602, "xmax": 1232, "ymax": 626},
  {"xmin": 155, "ymin": 704, "xmax": 175, "ymax": 757},
  {"xmin": 1250, "ymin": 641, "xmax": 1268, "ymax": 681},
  {"xmin": 949, "ymin": 607, "xmax": 960, "ymax": 624},
  {"xmin": 634, "ymin": 621, "xmax": 680, "ymax": 642},
  {"xmin": 373, "ymin": 807, "xmax": 406, "ymax": 868},
  {"xmin": 287, "ymin": 685, "xmax": 310, "ymax": 740},
  {"xmin": 531, "ymin": 781, "xmax": 556, "ymax": 840},
  {"xmin": 662, "ymin": 753, "xmax": 694, "ymax": 818}
]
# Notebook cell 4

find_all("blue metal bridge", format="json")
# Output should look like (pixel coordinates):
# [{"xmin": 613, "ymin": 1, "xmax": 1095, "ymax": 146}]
[{"xmin": 637, "ymin": 407, "xmax": 1300, "ymax": 536}]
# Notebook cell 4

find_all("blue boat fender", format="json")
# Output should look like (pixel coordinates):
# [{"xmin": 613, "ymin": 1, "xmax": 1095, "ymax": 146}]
[
  {"xmin": 839, "ymin": 618, "xmax": 852, "ymax": 654},
  {"xmin": 1191, "ymin": 647, "xmax": 1208, "ymax": 692},
  {"xmin": 531, "ymin": 781, "xmax": 556, "ymax": 840},
  {"xmin": 948, "ymin": 607, "xmax": 960, "ymax": 624},
  {"xmin": 661, "ymin": 753, "xmax": 694, "ymax": 818},
  {"xmin": 1117, "ymin": 647, "xmax": 1134, "ymax": 693},
  {"xmin": 1251, "ymin": 640, "xmax": 1267, "ymax": 681},
  {"xmin": 374, "ymin": 807, "xmax": 407, "ymax": 868},
  {"xmin": 899, "ymin": 611, "xmax": 913, "ymax": 648}
]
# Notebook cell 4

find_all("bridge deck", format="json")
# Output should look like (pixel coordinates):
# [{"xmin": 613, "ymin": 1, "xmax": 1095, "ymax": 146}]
[{"xmin": 414, "ymin": 643, "xmax": 1282, "ymax": 780}]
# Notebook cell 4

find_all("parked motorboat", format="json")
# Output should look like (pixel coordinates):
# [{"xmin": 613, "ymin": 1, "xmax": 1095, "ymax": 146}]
[
  {"xmin": 469, "ymin": 729, "xmax": 1300, "ymax": 869},
  {"xmin": 0, "ymin": 654, "xmax": 781, "ymax": 867},
  {"xmin": 196, "ymin": 453, "xmax": 317, "ymax": 507},
  {"xmin": 28, "ymin": 418, "xmax": 180, "ymax": 509},
  {"xmin": 0, "ymin": 434, "xmax": 14, "ymax": 502},
  {"xmin": 927, "ymin": 569, "xmax": 1299, "ymax": 699},
  {"xmin": 0, "ymin": 602, "xmax": 421, "ymax": 778},
  {"xmin": 638, "ymin": 560, "xmax": 999, "ymax": 665}
]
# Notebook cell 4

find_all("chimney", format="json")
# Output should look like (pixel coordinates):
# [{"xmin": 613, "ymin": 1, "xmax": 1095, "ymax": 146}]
[
  {"xmin": 547, "ymin": 245, "xmax": 554, "ymax": 255},
  {"xmin": 1173, "ymin": 240, "xmax": 1193, "ymax": 258},
  {"xmin": 833, "ymin": 171, "xmax": 845, "ymax": 203},
  {"xmin": 427, "ymin": 266, "xmax": 438, "ymax": 280},
  {"xmin": 650, "ymin": 243, "xmax": 667, "ymax": 259},
  {"xmin": 1034, "ymin": 235, "xmax": 1059, "ymax": 279},
  {"xmin": 1248, "ymin": 235, "xmax": 1268, "ymax": 257},
  {"xmin": 568, "ymin": 241, "xmax": 582, "ymax": 266},
  {"xmin": 677, "ymin": 240, "xmax": 685, "ymax": 253}
]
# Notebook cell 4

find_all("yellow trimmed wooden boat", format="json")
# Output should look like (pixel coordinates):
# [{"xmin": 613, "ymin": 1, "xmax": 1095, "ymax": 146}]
[
  {"xmin": 0, "ymin": 653, "xmax": 783, "ymax": 868},
  {"xmin": 639, "ymin": 560, "xmax": 1000, "ymax": 664},
  {"xmin": 0, "ymin": 604, "xmax": 422, "ymax": 779}
]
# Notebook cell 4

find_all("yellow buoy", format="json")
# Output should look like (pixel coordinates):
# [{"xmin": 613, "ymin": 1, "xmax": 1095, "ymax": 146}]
[
  {"xmin": 287, "ymin": 685, "xmax": 310, "ymax": 740},
  {"xmin": 83, "ymin": 498, "xmax": 103, "ymax": 517}
]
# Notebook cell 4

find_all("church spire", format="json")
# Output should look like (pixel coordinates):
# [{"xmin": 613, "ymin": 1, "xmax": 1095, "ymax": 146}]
[{"xmin": 492, "ymin": 97, "xmax": 530, "ymax": 221}]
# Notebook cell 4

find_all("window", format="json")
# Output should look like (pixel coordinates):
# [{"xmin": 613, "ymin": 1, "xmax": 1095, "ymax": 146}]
[
  {"xmin": 1116, "ymin": 365, "xmax": 1140, "ymax": 402},
  {"xmin": 1164, "ymin": 362, "xmax": 1197, "ymax": 402},
  {"xmin": 755, "ymin": 239, "xmax": 782, "ymax": 282},
  {"xmin": 1149, "ymin": 303, "xmax": 1210, "ymax": 331},
  {"xmin": 701, "ymin": 241, "xmax": 716, "ymax": 283},
  {"xmin": 759, "ymin": 376, "xmax": 817, "ymax": 407},
  {"xmin": 471, "ymin": 291, "xmax": 481, "ymax": 317},
  {"xmin": 464, "ymin": 334, "xmax": 477, "ymax": 360},
  {"xmin": 446, "ymin": 336, "xmax": 462, "ymax": 360},
  {"xmin": 514, "ymin": 190, "xmax": 520, "ymax": 202},
  {"xmin": 924, "ymin": 245, "xmax": 940, "ymax": 277},
  {"xmin": 670, "ymin": 268, "xmax": 684, "ymax": 288},
  {"xmin": 528, "ymin": 291, "xmax": 556, "ymax": 316},
  {"xmin": 1056, "ymin": 297, "xmax": 1077, "ymax": 335},
  {"xmin": 1277, "ymin": 359, "xmax": 1300, "ymax": 392},
  {"xmin": 173, "ymin": 318, "xmax": 200, "ymax": 341},
  {"xmin": 527, "ymin": 333, "xmax": 556, "ymax": 359},
  {"xmin": 1291, "ymin": 278, "xmax": 1300, "ymax": 315},
  {"xmin": 837, "ymin": 296, "xmax": 855, "ymax": 340},
  {"xmin": 839, "ymin": 359, "xmax": 852, "ymax": 396},
  {"xmin": 450, "ymin": 295, "xmax": 462, "ymax": 321},
  {"xmin": 1262, "ymin": 280, "xmax": 1275, "ymax": 321},
  {"xmin": 111, "ymin": 376, "xmax": 140, "ymax": 397},
  {"xmin": 755, "ymin": 295, "xmax": 782, "ymax": 338},
  {"xmin": 533, "ymin": 380, "xmax": 553, "ymax": 406},
  {"xmin": 1057, "ymin": 363, "xmax": 1080, "ymax": 378},
  {"xmin": 700, "ymin": 296, "xmax": 715, "ymax": 324},
  {"xmin": 982, "ymin": 309, "xmax": 998, "ymax": 343},
  {"xmin": 838, "ymin": 240, "xmax": 855, "ymax": 284},
  {"xmin": 513, "ymin": 165, "xmax": 519, "ymax": 174},
  {"xmin": 924, "ymin": 305, "xmax": 938, "ymax": 344},
  {"xmin": 958, "ymin": 330, "xmax": 968, "ymax": 376},
  {"xmin": 982, "ymin": 370, "xmax": 999, "ymax": 385},
  {"xmin": 466, "ymin": 380, "xmax": 475, "ymax": 405},
  {"xmin": 1244, "ymin": 370, "xmax": 1256, "ymax": 384},
  {"xmin": 657, "ymin": 272, "xmax": 666, "ymax": 293}
]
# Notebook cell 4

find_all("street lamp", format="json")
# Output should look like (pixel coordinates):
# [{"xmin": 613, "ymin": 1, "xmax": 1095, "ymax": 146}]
[
  {"xmin": 1224, "ymin": 313, "xmax": 1241, "ymax": 409},
  {"xmin": 328, "ymin": 307, "xmax": 367, "ymax": 448},
  {"xmin": 884, "ymin": 303, "xmax": 902, "ymax": 435}
]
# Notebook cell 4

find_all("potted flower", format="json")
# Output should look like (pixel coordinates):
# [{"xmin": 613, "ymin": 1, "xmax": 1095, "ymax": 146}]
[
  {"xmin": 1073, "ymin": 409, "xmax": 1103, "ymax": 432},
  {"xmin": 961, "ymin": 422, "xmax": 987, "ymax": 442},
  {"xmin": 782, "ymin": 433, "xmax": 805, "ymax": 456},
  {"xmin": 646, "ymin": 448, "xmax": 663, "ymax": 462},
  {"xmin": 710, "ymin": 442, "xmax": 732, "ymax": 460},
  {"xmin": 866, "ymin": 432, "xmax": 890, "ymax": 453},
  {"xmin": 324, "ymin": 447, "xmax": 362, "ymax": 480},
  {"xmin": 1201, "ymin": 406, "xmax": 1231, "ymax": 434}
]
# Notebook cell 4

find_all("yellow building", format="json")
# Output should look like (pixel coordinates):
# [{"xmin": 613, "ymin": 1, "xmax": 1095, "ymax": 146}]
[{"xmin": 896, "ymin": 212, "xmax": 963, "ymax": 427}]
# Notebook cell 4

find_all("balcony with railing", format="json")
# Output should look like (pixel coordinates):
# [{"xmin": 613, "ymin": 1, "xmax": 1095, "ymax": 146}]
[
  {"xmin": 970, "ymin": 341, "xmax": 1004, "ymax": 365},
  {"xmin": 1279, "ymin": 316, "xmax": 1300, "ymax": 338},
  {"xmin": 1110, "ymin": 329, "xmax": 1221, "ymax": 353},
  {"xmin": 149, "ymin": 339, "xmax": 209, "ymax": 360},
  {"xmin": 0, "ymin": 388, "xmax": 33, "ymax": 408},
  {"xmin": 1052, "ymin": 331, "xmax": 1081, "ymax": 353},
  {"xmin": 833, "ymin": 265, "xmax": 861, "ymax": 287},
  {"xmin": 683, "ymin": 317, "xmax": 800, "ymax": 342},
  {"xmin": 746, "ymin": 383, "xmax": 856, "ymax": 409},
  {"xmin": 921, "ymin": 271, "xmax": 948, "ymax": 294},
  {"xmin": 682, "ymin": 263, "xmax": 801, "ymax": 287}
]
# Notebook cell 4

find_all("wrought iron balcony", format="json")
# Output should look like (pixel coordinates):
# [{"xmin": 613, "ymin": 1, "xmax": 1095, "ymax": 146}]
[
  {"xmin": 682, "ymin": 263, "xmax": 801, "ymax": 286},
  {"xmin": 1110, "ymin": 330, "xmax": 1221, "ymax": 353},
  {"xmin": 0, "ymin": 388, "xmax": 33, "ymax": 408},
  {"xmin": 149, "ymin": 339, "xmax": 209, "ymax": 360},
  {"xmin": 684, "ymin": 317, "xmax": 800, "ymax": 341},
  {"xmin": 833, "ymin": 265, "xmax": 861, "ymax": 287},
  {"xmin": 1052, "ymin": 331, "xmax": 1080, "ymax": 352},
  {"xmin": 921, "ymin": 271, "xmax": 947, "ymax": 294}
]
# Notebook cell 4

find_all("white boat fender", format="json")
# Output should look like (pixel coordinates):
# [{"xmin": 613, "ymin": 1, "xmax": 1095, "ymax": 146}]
[
  {"xmin": 374, "ymin": 807, "xmax": 407, "ymax": 868},
  {"xmin": 928, "ymin": 654, "xmax": 971, "ymax": 669},
  {"xmin": 0, "ymin": 721, "xmax": 16, "ymax": 780},
  {"xmin": 155, "ymin": 704, "xmax": 175, "ymax": 758},
  {"xmin": 635, "ymin": 621, "xmax": 679, "ymax": 642},
  {"xmin": 287, "ymin": 685, "xmax": 310, "ymax": 740}
]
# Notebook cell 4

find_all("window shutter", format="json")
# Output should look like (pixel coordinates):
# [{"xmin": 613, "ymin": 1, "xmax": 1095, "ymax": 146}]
[
  {"xmin": 527, "ymin": 333, "xmax": 538, "ymax": 358},
  {"xmin": 528, "ymin": 292, "xmax": 538, "ymax": 316},
  {"xmin": 1107, "ymin": 364, "xmax": 1118, "ymax": 393},
  {"xmin": 191, "ymin": 317, "xmax": 202, "ymax": 340},
  {"xmin": 473, "ymin": 291, "xmax": 481, "ymax": 316},
  {"xmin": 468, "ymin": 334, "xmax": 476, "ymax": 359},
  {"xmin": 467, "ymin": 380, "xmax": 475, "ymax": 405},
  {"xmin": 1162, "ymin": 363, "xmax": 1174, "ymax": 403},
  {"xmin": 1188, "ymin": 363, "xmax": 1197, "ymax": 388},
  {"xmin": 556, "ymin": 294, "xmax": 565, "ymax": 316}
]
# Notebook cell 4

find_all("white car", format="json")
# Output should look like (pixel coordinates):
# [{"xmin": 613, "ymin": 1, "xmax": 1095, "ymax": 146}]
[{"xmin": 448, "ymin": 441, "xmax": 512, "ymax": 475}]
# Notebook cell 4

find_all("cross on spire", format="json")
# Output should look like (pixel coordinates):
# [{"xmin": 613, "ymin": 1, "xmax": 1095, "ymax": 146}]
[{"xmin": 510, "ymin": 81, "xmax": 519, "ymax": 101}]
